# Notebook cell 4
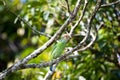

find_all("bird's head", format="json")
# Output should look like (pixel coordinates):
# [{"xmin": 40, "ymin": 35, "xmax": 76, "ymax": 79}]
[{"xmin": 62, "ymin": 34, "xmax": 71, "ymax": 42}]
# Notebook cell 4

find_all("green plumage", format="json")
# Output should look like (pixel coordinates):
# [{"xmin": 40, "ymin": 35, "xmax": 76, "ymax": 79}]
[
  {"xmin": 50, "ymin": 39, "xmax": 67, "ymax": 60},
  {"xmin": 50, "ymin": 34, "xmax": 70, "ymax": 71}
]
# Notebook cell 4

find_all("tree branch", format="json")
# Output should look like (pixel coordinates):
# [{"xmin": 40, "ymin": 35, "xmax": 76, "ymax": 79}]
[
  {"xmin": 101, "ymin": 0, "xmax": 120, "ymax": 7},
  {"xmin": 70, "ymin": 0, "xmax": 101, "ymax": 52},
  {"xmin": 69, "ymin": 0, "xmax": 88, "ymax": 36},
  {"xmin": 65, "ymin": 0, "xmax": 71, "ymax": 14},
  {"xmin": 15, "ymin": 54, "xmax": 80, "ymax": 69},
  {"xmin": 72, "ymin": 0, "xmax": 82, "ymax": 18}
]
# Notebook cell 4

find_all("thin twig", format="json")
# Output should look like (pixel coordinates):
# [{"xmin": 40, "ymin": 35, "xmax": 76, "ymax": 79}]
[
  {"xmin": 72, "ymin": 0, "xmax": 82, "ymax": 18},
  {"xmin": 101, "ymin": 0, "xmax": 120, "ymax": 7},
  {"xmin": 17, "ymin": 15, "xmax": 51, "ymax": 38},
  {"xmin": 77, "ymin": 26, "xmax": 97, "ymax": 51},
  {"xmin": 2, "ymin": 0, "xmax": 51, "ymax": 38},
  {"xmin": 65, "ymin": 0, "xmax": 71, "ymax": 14},
  {"xmin": 76, "ymin": 0, "xmax": 102, "ymax": 48},
  {"xmin": 69, "ymin": 0, "xmax": 88, "ymax": 36}
]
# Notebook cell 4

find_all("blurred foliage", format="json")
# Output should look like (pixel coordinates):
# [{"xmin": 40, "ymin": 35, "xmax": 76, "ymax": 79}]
[{"xmin": 0, "ymin": 0, "xmax": 120, "ymax": 80}]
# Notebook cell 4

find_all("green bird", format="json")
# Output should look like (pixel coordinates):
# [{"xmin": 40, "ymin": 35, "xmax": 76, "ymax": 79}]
[{"xmin": 50, "ymin": 34, "xmax": 70, "ymax": 71}]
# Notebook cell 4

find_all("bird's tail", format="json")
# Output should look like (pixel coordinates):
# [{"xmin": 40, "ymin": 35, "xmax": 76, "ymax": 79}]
[{"xmin": 50, "ymin": 65, "xmax": 53, "ymax": 71}]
